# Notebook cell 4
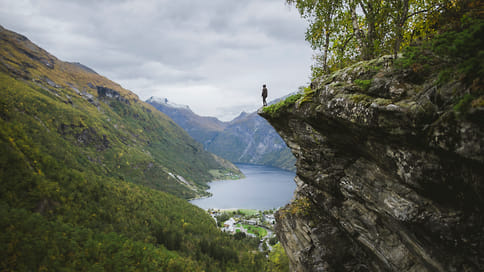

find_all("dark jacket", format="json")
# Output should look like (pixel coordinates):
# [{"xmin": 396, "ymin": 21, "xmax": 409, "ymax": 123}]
[{"xmin": 262, "ymin": 87, "xmax": 268, "ymax": 97}]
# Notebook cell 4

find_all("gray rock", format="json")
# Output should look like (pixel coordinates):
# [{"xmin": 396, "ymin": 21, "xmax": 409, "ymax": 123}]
[{"xmin": 259, "ymin": 57, "xmax": 484, "ymax": 271}]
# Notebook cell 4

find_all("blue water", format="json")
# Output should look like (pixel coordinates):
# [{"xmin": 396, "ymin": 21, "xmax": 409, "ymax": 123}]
[{"xmin": 190, "ymin": 164, "xmax": 296, "ymax": 210}]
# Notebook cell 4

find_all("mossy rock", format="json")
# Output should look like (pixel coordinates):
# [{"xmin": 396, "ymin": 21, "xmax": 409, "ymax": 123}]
[{"xmin": 262, "ymin": 93, "xmax": 303, "ymax": 117}]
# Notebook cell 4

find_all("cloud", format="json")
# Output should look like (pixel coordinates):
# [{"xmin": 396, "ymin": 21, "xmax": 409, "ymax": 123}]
[{"xmin": 0, "ymin": 0, "xmax": 313, "ymax": 120}]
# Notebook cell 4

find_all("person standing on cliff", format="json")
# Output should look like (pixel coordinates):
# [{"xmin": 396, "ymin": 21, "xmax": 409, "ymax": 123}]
[{"xmin": 262, "ymin": 84, "xmax": 268, "ymax": 107}]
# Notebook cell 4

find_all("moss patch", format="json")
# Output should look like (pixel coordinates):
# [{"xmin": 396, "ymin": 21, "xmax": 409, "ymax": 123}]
[
  {"xmin": 262, "ymin": 93, "xmax": 303, "ymax": 117},
  {"xmin": 349, "ymin": 93, "xmax": 373, "ymax": 105},
  {"xmin": 354, "ymin": 79, "xmax": 372, "ymax": 91},
  {"xmin": 301, "ymin": 87, "xmax": 316, "ymax": 103},
  {"xmin": 453, "ymin": 93, "xmax": 475, "ymax": 115}
]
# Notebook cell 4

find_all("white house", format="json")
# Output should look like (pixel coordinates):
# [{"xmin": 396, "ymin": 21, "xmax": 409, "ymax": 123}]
[
  {"xmin": 264, "ymin": 214, "xmax": 275, "ymax": 224},
  {"xmin": 223, "ymin": 218, "xmax": 237, "ymax": 233}
]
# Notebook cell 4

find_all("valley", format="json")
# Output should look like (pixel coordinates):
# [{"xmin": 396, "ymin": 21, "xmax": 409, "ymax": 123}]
[{"xmin": 147, "ymin": 97, "xmax": 297, "ymax": 172}]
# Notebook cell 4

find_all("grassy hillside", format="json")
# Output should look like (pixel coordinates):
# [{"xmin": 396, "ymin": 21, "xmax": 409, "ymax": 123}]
[
  {"xmin": 0, "ymin": 26, "xmax": 264, "ymax": 271},
  {"xmin": 0, "ymin": 25, "xmax": 241, "ymax": 199}
]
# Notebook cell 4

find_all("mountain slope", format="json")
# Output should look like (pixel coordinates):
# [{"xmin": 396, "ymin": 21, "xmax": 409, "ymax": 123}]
[
  {"xmin": 209, "ymin": 112, "xmax": 296, "ymax": 171},
  {"xmin": 0, "ymin": 25, "xmax": 241, "ymax": 199},
  {"xmin": 146, "ymin": 96, "xmax": 227, "ymax": 148},
  {"xmin": 147, "ymin": 97, "xmax": 296, "ymax": 171},
  {"xmin": 0, "ymin": 26, "xmax": 264, "ymax": 271}
]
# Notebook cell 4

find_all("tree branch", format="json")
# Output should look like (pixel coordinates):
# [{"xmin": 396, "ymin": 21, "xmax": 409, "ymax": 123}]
[
  {"xmin": 405, "ymin": 4, "xmax": 446, "ymax": 21},
  {"xmin": 405, "ymin": 9, "xmax": 430, "ymax": 20}
]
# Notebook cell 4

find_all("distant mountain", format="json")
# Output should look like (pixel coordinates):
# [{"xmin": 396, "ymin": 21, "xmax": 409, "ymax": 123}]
[
  {"xmin": 147, "ymin": 97, "xmax": 296, "ymax": 171},
  {"xmin": 146, "ymin": 97, "xmax": 226, "ymax": 148},
  {"xmin": 209, "ymin": 111, "xmax": 296, "ymax": 171}
]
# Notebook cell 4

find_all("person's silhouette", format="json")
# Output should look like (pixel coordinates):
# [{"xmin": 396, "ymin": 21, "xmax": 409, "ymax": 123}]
[{"xmin": 262, "ymin": 84, "xmax": 268, "ymax": 106}]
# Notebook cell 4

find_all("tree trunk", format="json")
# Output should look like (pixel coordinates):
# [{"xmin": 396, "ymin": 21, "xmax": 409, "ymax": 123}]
[
  {"xmin": 322, "ymin": 29, "xmax": 330, "ymax": 72},
  {"xmin": 393, "ymin": 0, "xmax": 410, "ymax": 59},
  {"xmin": 362, "ymin": 2, "xmax": 376, "ymax": 60},
  {"xmin": 349, "ymin": 2, "xmax": 366, "ymax": 58}
]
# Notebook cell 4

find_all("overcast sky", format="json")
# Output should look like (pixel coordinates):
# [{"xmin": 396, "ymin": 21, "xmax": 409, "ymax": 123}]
[{"xmin": 1, "ymin": 0, "xmax": 313, "ymax": 121}]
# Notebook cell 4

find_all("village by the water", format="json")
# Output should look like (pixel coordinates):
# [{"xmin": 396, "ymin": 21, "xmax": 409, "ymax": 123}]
[{"xmin": 208, "ymin": 209, "xmax": 278, "ymax": 252}]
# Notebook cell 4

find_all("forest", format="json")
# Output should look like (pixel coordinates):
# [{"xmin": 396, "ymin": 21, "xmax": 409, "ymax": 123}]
[{"xmin": 286, "ymin": 0, "xmax": 483, "ymax": 83}]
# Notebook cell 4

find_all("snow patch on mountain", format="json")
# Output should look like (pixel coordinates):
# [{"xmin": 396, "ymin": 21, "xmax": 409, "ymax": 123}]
[{"xmin": 147, "ymin": 96, "xmax": 191, "ymax": 110}]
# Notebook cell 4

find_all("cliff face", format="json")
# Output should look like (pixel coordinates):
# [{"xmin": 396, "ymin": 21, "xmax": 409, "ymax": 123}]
[{"xmin": 259, "ymin": 56, "xmax": 483, "ymax": 271}]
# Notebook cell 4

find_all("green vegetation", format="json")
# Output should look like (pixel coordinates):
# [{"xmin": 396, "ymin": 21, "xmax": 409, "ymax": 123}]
[
  {"xmin": 278, "ymin": 197, "xmax": 312, "ymax": 219},
  {"xmin": 209, "ymin": 169, "xmax": 243, "ymax": 180},
  {"xmin": 0, "ymin": 140, "xmax": 265, "ymax": 271},
  {"xmin": 394, "ymin": 42, "xmax": 433, "ymax": 74},
  {"xmin": 237, "ymin": 209, "xmax": 260, "ymax": 216},
  {"xmin": 286, "ymin": 1, "xmax": 482, "ymax": 119},
  {"xmin": 377, "ymin": 11, "xmax": 483, "ymax": 91},
  {"xmin": 432, "ymin": 16, "xmax": 484, "ymax": 84},
  {"xmin": 354, "ymin": 79, "xmax": 372, "ymax": 91},
  {"xmin": 0, "ymin": 27, "xmax": 246, "ymax": 200},
  {"xmin": 0, "ymin": 27, "xmax": 265, "ymax": 271},
  {"xmin": 215, "ymin": 213, "xmax": 232, "ymax": 227},
  {"xmin": 0, "ymin": 185, "xmax": 265, "ymax": 271},
  {"xmin": 437, "ymin": 68, "xmax": 453, "ymax": 85},
  {"xmin": 263, "ymin": 93, "xmax": 303, "ymax": 117},
  {"xmin": 349, "ymin": 93, "xmax": 373, "ymax": 105},
  {"xmin": 453, "ymin": 93, "xmax": 475, "ymax": 116},
  {"xmin": 395, "ymin": 16, "xmax": 484, "ymax": 114},
  {"xmin": 301, "ymin": 86, "xmax": 316, "ymax": 103},
  {"xmin": 268, "ymin": 236, "xmax": 279, "ymax": 246},
  {"xmin": 240, "ymin": 224, "xmax": 268, "ymax": 239},
  {"xmin": 265, "ymin": 243, "xmax": 290, "ymax": 272},
  {"xmin": 287, "ymin": 0, "xmax": 480, "ymax": 79}
]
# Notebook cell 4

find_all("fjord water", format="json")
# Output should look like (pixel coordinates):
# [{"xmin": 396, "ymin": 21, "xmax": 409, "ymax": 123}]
[{"xmin": 190, "ymin": 164, "xmax": 296, "ymax": 210}]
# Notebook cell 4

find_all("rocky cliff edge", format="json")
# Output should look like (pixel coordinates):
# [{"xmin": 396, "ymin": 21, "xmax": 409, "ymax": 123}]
[{"xmin": 259, "ymin": 55, "xmax": 483, "ymax": 271}]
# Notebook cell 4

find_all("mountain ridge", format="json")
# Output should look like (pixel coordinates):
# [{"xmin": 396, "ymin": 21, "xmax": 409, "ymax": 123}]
[
  {"xmin": 0, "ymin": 24, "xmax": 242, "ymax": 199},
  {"xmin": 147, "ymin": 96, "xmax": 297, "ymax": 171}
]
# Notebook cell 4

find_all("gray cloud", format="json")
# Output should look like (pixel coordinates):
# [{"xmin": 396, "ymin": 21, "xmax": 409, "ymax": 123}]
[{"xmin": 1, "ymin": 0, "xmax": 313, "ymax": 120}]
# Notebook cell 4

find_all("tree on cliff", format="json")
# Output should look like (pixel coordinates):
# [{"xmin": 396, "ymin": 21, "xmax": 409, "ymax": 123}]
[{"xmin": 286, "ymin": 0, "xmax": 471, "ymax": 77}]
